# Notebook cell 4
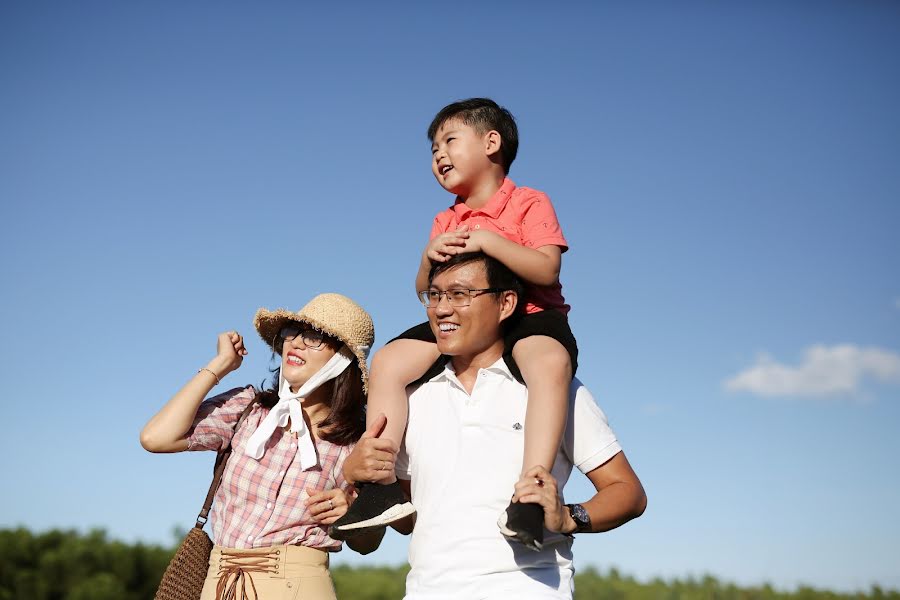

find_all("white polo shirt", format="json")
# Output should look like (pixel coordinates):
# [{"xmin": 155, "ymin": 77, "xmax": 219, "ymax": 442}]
[{"xmin": 396, "ymin": 359, "xmax": 622, "ymax": 600}]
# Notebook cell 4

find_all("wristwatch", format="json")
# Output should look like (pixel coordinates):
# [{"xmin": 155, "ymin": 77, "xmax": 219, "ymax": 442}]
[{"xmin": 565, "ymin": 503, "xmax": 592, "ymax": 534}]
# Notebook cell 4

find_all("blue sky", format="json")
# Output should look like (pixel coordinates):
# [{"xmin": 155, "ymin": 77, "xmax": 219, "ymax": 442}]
[{"xmin": 2, "ymin": 0, "xmax": 899, "ymax": 593}]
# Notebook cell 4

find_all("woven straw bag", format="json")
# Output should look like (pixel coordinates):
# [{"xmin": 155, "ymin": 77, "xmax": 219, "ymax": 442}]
[
  {"xmin": 154, "ymin": 401, "xmax": 257, "ymax": 600},
  {"xmin": 155, "ymin": 526, "xmax": 214, "ymax": 600}
]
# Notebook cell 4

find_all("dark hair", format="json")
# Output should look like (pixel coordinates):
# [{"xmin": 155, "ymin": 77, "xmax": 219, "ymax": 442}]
[
  {"xmin": 427, "ymin": 98, "xmax": 519, "ymax": 174},
  {"xmin": 256, "ymin": 334, "xmax": 366, "ymax": 446},
  {"xmin": 428, "ymin": 252, "xmax": 524, "ymax": 309}
]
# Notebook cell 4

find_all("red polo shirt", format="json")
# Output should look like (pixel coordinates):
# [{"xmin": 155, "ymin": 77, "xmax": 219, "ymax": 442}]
[{"xmin": 429, "ymin": 178, "xmax": 570, "ymax": 315}]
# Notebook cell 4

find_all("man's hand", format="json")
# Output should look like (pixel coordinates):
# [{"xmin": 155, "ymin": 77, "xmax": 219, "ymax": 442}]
[
  {"xmin": 512, "ymin": 466, "xmax": 574, "ymax": 534},
  {"xmin": 424, "ymin": 225, "xmax": 470, "ymax": 263},
  {"xmin": 343, "ymin": 413, "xmax": 399, "ymax": 485}
]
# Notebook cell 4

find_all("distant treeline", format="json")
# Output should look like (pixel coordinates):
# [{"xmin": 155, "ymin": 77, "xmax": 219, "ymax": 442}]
[{"xmin": 0, "ymin": 528, "xmax": 896, "ymax": 600}]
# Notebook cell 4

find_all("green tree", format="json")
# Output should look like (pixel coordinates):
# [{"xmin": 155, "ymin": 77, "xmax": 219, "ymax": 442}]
[{"xmin": 1, "ymin": 528, "xmax": 898, "ymax": 600}]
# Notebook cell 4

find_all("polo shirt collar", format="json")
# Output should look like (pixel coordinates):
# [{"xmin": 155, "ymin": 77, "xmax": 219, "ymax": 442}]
[
  {"xmin": 451, "ymin": 178, "xmax": 516, "ymax": 220},
  {"xmin": 428, "ymin": 356, "xmax": 517, "ymax": 387}
]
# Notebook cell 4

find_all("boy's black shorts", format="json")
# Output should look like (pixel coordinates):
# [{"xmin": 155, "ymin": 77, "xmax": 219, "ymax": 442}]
[{"xmin": 390, "ymin": 309, "xmax": 578, "ymax": 385}]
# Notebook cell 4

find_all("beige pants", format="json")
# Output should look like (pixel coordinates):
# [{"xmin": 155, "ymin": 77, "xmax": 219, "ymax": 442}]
[{"xmin": 200, "ymin": 544, "xmax": 336, "ymax": 600}]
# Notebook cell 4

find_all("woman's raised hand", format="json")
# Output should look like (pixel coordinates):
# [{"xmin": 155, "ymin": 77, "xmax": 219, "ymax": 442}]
[
  {"xmin": 141, "ymin": 330, "xmax": 248, "ymax": 453},
  {"xmin": 209, "ymin": 331, "xmax": 247, "ymax": 377}
]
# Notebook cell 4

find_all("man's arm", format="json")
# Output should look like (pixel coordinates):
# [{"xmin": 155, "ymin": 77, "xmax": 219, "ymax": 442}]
[
  {"xmin": 514, "ymin": 452, "xmax": 646, "ymax": 534},
  {"xmin": 565, "ymin": 452, "xmax": 646, "ymax": 533},
  {"xmin": 390, "ymin": 478, "xmax": 415, "ymax": 535},
  {"xmin": 346, "ymin": 525, "xmax": 387, "ymax": 554}
]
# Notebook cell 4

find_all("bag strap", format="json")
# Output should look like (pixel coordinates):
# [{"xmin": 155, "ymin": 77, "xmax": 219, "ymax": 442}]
[{"xmin": 195, "ymin": 399, "xmax": 259, "ymax": 528}]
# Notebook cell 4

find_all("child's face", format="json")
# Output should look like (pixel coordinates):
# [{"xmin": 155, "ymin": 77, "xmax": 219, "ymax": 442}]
[{"xmin": 431, "ymin": 119, "xmax": 495, "ymax": 197}]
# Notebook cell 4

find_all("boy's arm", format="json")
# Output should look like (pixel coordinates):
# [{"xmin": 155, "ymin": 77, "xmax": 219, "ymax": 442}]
[
  {"xmin": 415, "ymin": 250, "xmax": 433, "ymax": 295},
  {"xmin": 466, "ymin": 230, "xmax": 562, "ymax": 287}
]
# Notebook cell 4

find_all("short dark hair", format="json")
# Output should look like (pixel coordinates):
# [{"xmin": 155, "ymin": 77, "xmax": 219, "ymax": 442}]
[
  {"xmin": 428, "ymin": 252, "xmax": 524, "ymax": 309},
  {"xmin": 427, "ymin": 98, "xmax": 519, "ymax": 174}
]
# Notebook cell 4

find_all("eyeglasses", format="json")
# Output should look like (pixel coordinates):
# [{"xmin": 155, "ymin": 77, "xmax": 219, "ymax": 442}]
[
  {"xmin": 278, "ymin": 325, "xmax": 326, "ymax": 350},
  {"xmin": 417, "ymin": 288, "xmax": 507, "ymax": 308}
]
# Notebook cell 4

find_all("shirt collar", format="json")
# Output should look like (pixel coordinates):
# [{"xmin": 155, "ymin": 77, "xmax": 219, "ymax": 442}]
[
  {"xmin": 428, "ymin": 356, "xmax": 517, "ymax": 386},
  {"xmin": 451, "ymin": 177, "xmax": 516, "ymax": 220}
]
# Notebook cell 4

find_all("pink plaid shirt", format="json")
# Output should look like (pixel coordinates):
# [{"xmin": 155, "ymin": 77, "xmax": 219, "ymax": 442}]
[{"xmin": 187, "ymin": 385, "xmax": 355, "ymax": 550}]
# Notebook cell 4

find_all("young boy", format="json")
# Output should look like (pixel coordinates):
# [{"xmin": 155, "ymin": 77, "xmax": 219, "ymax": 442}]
[{"xmin": 333, "ymin": 98, "xmax": 577, "ymax": 551}]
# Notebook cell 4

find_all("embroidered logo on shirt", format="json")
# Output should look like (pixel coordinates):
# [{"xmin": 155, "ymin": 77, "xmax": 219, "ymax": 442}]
[{"xmin": 512, "ymin": 422, "xmax": 523, "ymax": 430}]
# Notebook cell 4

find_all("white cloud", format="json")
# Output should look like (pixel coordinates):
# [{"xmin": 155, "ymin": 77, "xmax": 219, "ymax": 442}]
[{"xmin": 724, "ymin": 344, "xmax": 900, "ymax": 398}]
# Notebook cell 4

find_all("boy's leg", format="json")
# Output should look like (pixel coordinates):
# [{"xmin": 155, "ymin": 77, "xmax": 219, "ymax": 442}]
[
  {"xmin": 498, "ymin": 335, "xmax": 572, "ymax": 551},
  {"xmin": 514, "ymin": 336, "xmax": 571, "ymax": 474},
  {"xmin": 331, "ymin": 337, "xmax": 440, "ymax": 538},
  {"xmin": 366, "ymin": 339, "xmax": 441, "ymax": 482}
]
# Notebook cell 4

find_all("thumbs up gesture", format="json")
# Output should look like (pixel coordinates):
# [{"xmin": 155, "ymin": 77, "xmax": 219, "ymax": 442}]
[{"xmin": 342, "ymin": 413, "xmax": 400, "ymax": 485}]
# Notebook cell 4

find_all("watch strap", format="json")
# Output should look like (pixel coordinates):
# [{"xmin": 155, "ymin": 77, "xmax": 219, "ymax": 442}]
[{"xmin": 565, "ymin": 503, "xmax": 592, "ymax": 534}]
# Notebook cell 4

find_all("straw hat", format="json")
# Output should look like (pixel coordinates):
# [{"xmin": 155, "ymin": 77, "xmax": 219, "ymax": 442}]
[{"xmin": 254, "ymin": 293, "xmax": 374, "ymax": 391}]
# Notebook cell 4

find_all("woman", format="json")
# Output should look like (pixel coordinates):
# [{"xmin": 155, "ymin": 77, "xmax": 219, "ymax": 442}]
[{"xmin": 141, "ymin": 293, "xmax": 383, "ymax": 600}]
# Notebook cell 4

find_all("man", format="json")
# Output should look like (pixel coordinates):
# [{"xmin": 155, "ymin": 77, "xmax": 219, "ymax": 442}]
[{"xmin": 342, "ymin": 252, "xmax": 646, "ymax": 599}]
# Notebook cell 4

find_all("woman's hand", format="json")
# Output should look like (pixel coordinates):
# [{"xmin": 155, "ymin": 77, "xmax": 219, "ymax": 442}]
[
  {"xmin": 306, "ymin": 487, "xmax": 352, "ymax": 526},
  {"xmin": 208, "ymin": 331, "xmax": 247, "ymax": 378},
  {"xmin": 512, "ymin": 466, "xmax": 571, "ymax": 534},
  {"xmin": 140, "ymin": 330, "xmax": 247, "ymax": 454}
]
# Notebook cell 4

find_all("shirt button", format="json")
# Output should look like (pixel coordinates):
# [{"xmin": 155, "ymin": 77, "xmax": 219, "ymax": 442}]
[
  {"xmin": 247, "ymin": 535, "xmax": 253, "ymax": 542},
  {"xmin": 267, "ymin": 502, "xmax": 272, "ymax": 509},
  {"xmin": 474, "ymin": 224, "xmax": 480, "ymax": 229}
]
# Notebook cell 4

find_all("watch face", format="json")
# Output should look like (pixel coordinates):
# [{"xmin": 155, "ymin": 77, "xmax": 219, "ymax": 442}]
[{"xmin": 570, "ymin": 504, "xmax": 591, "ymax": 531}]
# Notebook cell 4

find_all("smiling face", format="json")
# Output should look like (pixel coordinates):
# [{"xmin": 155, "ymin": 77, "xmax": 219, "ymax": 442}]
[
  {"xmin": 427, "ymin": 259, "xmax": 517, "ymax": 366},
  {"xmin": 279, "ymin": 325, "xmax": 339, "ymax": 392},
  {"xmin": 431, "ymin": 118, "xmax": 499, "ymax": 198}
]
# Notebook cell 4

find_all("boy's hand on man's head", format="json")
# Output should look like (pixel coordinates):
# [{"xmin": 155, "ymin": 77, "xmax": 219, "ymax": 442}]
[
  {"xmin": 425, "ymin": 226, "xmax": 470, "ymax": 263},
  {"xmin": 459, "ymin": 229, "xmax": 499, "ymax": 254}
]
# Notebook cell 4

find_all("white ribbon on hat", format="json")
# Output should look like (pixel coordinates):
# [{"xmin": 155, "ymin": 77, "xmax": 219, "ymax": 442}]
[{"xmin": 244, "ymin": 347, "xmax": 353, "ymax": 467}]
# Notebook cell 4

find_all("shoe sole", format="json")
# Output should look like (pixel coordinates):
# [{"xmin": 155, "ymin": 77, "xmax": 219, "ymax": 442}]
[
  {"xmin": 328, "ymin": 522, "xmax": 384, "ymax": 541},
  {"xmin": 497, "ymin": 514, "xmax": 543, "ymax": 551},
  {"xmin": 333, "ymin": 501, "xmax": 416, "ymax": 530}
]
